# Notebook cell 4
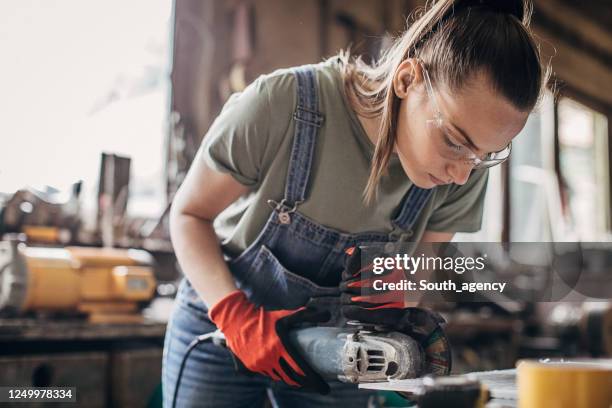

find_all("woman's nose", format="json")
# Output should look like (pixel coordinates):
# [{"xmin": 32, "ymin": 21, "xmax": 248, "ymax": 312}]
[{"xmin": 446, "ymin": 162, "xmax": 472, "ymax": 185}]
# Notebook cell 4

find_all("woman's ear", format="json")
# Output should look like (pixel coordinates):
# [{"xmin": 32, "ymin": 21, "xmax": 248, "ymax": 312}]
[{"xmin": 393, "ymin": 58, "xmax": 423, "ymax": 99}]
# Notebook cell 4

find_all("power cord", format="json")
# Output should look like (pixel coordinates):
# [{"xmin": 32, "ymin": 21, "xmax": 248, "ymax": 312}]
[{"xmin": 171, "ymin": 331, "xmax": 225, "ymax": 408}]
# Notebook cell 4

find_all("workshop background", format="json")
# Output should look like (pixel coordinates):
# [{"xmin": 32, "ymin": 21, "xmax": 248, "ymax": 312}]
[{"xmin": 0, "ymin": 0, "xmax": 611, "ymax": 407}]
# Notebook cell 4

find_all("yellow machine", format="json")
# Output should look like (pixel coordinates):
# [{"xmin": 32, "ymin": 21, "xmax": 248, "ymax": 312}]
[{"xmin": 0, "ymin": 239, "xmax": 156, "ymax": 323}]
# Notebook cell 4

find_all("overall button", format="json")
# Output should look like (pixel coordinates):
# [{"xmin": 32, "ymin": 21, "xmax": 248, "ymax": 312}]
[{"xmin": 278, "ymin": 212, "xmax": 291, "ymax": 224}]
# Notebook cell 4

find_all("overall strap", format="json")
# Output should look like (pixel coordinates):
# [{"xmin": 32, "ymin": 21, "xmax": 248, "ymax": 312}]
[
  {"xmin": 392, "ymin": 185, "xmax": 434, "ymax": 233},
  {"xmin": 283, "ymin": 66, "xmax": 324, "ymax": 206}
]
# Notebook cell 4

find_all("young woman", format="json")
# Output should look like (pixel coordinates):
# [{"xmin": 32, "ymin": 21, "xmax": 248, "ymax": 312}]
[{"xmin": 162, "ymin": 0, "xmax": 548, "ymax": 406}]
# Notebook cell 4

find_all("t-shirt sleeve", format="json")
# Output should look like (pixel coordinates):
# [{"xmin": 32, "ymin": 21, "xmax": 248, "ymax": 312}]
[
  {"xmin": 197, "ymin": 75, "xmax": 274, "ymax": 187},
  {"xmin": 426, "ymin": 168, "xmax": 489, "ymax": 233}
]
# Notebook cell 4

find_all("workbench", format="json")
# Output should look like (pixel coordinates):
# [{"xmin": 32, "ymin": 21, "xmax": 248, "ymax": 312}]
[
  {"xmin": 0, "ymin": 317, "xmax": 167, "ymax": 408},
  {"xmin": 361, "ymin": 369, "xmax": 517, "ymax": 407}
]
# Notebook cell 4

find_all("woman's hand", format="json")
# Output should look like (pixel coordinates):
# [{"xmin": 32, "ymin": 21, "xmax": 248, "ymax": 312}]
[
  {"xmin": 339, "ymin": 246, "xmax": 407, "ymax": 318},
  {"xmin": 340, "ymin": 231, "xmax": 454, "ymax": 320},
  {"xmin": 338, "ymin": 245, "xmax": 452, "ymax": 376},
  {"xmin": 209, "ymin": 290, "xmax": 331, "ymax": 394}
]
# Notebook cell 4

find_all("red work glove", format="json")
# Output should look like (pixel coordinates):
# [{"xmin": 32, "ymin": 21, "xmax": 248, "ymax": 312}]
[
  {"xmin": 340, "ymin": 246, "xmax": 407, "ymax": 317},
  {"xmin": 340, "ymin": 247, "xmax": 452, "ymax": 375},
  {"xmin": 208, "ymin": 290, "xmax": 331, "ymax": 394}
]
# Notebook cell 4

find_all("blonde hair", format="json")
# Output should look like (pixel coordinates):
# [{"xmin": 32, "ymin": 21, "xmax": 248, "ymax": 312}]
[{"xmin": 337, "ymin": 0, "xmax": 549, "ymax": 204}]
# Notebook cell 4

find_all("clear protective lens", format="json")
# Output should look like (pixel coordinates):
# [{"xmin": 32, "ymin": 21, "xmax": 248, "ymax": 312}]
[
  {"xmin": 428, "ymin": 118, "xmax": 512, "ymax": 168},
  {"xmin": 427, "ymin": 119, "xmax": 481, "ymax": 164}
]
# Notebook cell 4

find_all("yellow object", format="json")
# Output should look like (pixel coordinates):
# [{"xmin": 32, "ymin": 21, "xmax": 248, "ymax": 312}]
[
  {"xmin": 517, "ymin": 359, "xmax": 612, "ymax": 408},
  {"xmin": 22, "ymin": 225, "xmax": 69, "ymax": 244},
  {"xmin": 0, "ymin": 241, "xmax": 156, "ymax": 323},
  {"xmin": 478, "ymin": 385, "xmax": 489, "ymax": 408}
]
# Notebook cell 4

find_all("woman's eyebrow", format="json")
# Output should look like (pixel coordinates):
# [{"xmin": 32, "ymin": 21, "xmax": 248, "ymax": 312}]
[{"xmin": 451, "ymin": 122, "xmax": 480, "ymax": 152}]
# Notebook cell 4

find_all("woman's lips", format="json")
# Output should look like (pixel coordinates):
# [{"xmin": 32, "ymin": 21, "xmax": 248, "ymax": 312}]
[{"xmin": 429, "ymin": 173, "xmax": 447, "ymax": 185}]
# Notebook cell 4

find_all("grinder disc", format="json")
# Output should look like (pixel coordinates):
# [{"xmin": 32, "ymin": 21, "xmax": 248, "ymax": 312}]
[
  {"xmin": 422, "ymin": 324, "xmax": 452, "ymax": 376},
  {"xmin": 397, "ymin": 308, "xmax": 452, "ymax": 376}
]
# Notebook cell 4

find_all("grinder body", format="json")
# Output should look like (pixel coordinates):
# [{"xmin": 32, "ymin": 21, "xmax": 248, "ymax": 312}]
[{"xmin": 288, "ymin": 325, "xmax": 450, "ymax": 383}]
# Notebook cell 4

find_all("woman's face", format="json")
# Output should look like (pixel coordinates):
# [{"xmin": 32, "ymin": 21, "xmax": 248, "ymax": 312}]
[{"xmin": 393, "ymin": 60, "xmax": 529, "ymax": 189}]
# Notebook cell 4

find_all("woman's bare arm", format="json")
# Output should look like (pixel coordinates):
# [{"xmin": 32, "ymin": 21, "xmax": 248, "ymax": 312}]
[{"xmin": 169, "ymin": 156, "xmax": 250, "ymax": 308}]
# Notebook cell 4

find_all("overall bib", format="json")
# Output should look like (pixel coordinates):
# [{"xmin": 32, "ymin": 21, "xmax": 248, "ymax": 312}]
[{"xmin": 162, "ymin": 66, "xmax": 434, "ymax": 408}]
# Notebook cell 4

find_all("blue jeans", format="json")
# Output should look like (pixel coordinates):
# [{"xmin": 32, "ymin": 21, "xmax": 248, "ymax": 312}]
[{"xmin": 161, "ymin": 281, "xmax": 377, "ymax": 407}]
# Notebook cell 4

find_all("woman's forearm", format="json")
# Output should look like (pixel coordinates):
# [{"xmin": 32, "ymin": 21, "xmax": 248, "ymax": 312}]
[{"xmin": 170, "ymin": 211, "xmax": 238, "ymax": 308}]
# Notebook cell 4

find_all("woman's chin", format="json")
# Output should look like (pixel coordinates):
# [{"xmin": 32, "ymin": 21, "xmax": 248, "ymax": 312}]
[
  {"xmin": 414, "ymin": 178, "xmax": 436, "ymax": 189},
  {"xmin": 403, "ymin": 168, "xmax": 436, "ymax": 189}
]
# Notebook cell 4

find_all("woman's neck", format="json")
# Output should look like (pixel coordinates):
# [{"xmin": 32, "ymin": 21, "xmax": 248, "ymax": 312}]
[
  {"xmin": 356, "ymin": 112, "xmax": 398, "ymax": 155},
  {"xmin": 356, "ymin": 113, "xmax": 381, "ymax": 147}
]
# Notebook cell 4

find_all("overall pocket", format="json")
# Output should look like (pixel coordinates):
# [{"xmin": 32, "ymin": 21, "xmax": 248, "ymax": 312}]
[{"xmin": 232, "ymin": 245, "xmax": 339, "ymax": 310}]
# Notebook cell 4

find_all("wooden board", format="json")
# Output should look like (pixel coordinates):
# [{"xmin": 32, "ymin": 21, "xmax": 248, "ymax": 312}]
[{"xmin": 360, "ymin": 369, "xmax": 518, "ymax": 406}]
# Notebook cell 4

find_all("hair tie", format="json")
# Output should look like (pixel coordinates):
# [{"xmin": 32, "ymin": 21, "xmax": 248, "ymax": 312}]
[{"xmin": 456, "ymin": 0, "xmax": 525, "ymax": 21}]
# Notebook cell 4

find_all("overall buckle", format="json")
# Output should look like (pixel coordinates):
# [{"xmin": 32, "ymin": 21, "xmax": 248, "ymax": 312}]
[{"xmin": 266, "ymin": 198, "xmax": 303, "ymax": 224}]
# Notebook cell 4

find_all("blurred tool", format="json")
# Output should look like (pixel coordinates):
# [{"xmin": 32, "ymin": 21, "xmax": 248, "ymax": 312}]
[
  {"xmin": 0, "ymin": 182, "xmax": 82, "ymax": 244},
  {"xmin": 0, "ymin": 237, "xmax": 156, "ymax": 323},
  {"xmin": 549, "ymin": 303, "xmax": 612, "ymax": 357},
  {"xmin": 517, "ymin": 359, "xmax": 612, "ymax": 408},
  {"xmin": 97, "ymin": 153, "xmax": 131, "ymax": 248},
  {"xmin": 413, "ymin": 376, "xmax": 489, "ymax": 408}
]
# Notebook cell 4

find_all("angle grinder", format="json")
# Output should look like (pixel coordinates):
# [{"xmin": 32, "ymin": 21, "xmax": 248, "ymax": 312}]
[
  {"xmin": 172, "ymin": 309, "xmax": 451, "ymax": 407},
  {"xmin": 289, "ymin": 321, "xmax": 451, "ymax": 383}
]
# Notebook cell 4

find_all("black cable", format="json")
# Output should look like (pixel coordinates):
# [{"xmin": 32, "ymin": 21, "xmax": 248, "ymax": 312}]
[{"xmin": 171, "ymin": 332, "xmax": 217, "ymax": 408}]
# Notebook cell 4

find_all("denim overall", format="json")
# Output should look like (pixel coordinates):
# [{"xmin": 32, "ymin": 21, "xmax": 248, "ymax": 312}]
[{"xmin": 162, "ymin": 66, "xmax": 433, "ymax": 408}]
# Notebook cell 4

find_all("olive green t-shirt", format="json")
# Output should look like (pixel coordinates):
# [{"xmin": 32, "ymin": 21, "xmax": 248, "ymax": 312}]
[{"xmin": 197, "ymin": 58, "xmax": 488, "ymax": 259}]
